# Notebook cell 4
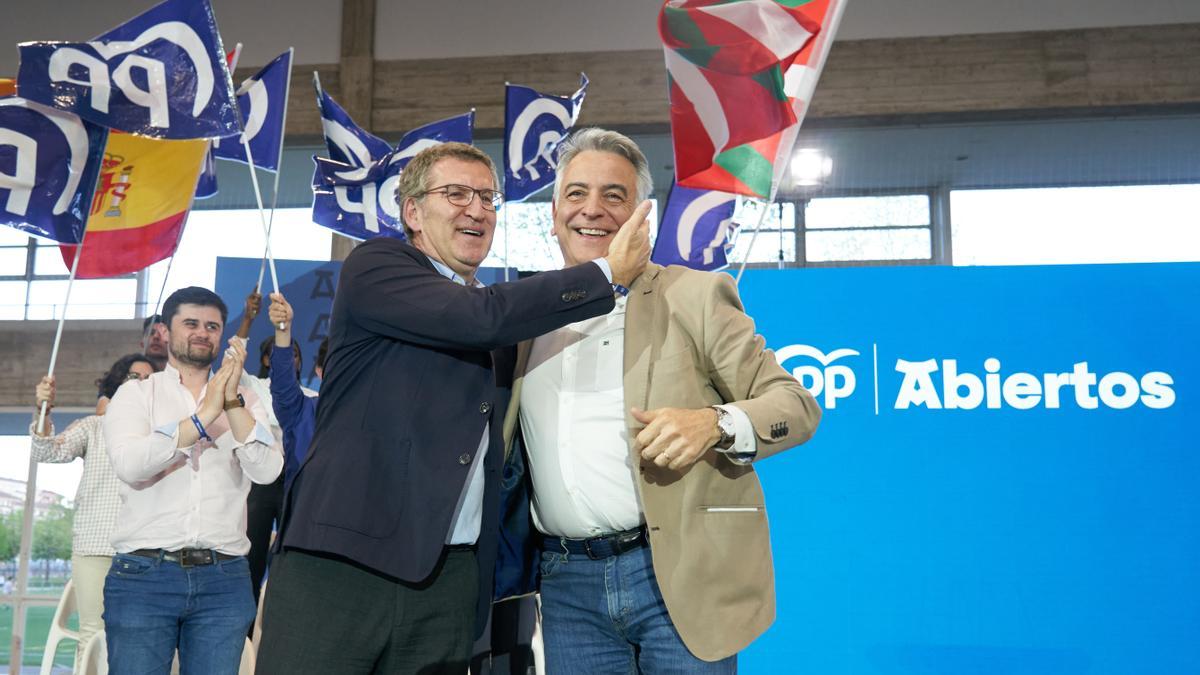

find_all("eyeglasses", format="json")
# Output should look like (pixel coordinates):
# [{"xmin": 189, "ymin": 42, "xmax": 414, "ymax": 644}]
[
  {"xmin": 124, "ymin": 372, "xmax": 149, "ymax": 382},
  {"xmin": 419, "ymin": 184, "xmax": 504, "ymax": 211}
]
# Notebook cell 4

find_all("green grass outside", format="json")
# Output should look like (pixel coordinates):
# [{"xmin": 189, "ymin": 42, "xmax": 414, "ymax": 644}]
[{"xmin": 0, "ymin": 581, "xmax": 79, "ymax": 668}]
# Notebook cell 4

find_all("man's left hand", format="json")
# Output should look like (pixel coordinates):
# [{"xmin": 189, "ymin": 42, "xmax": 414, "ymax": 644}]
[{"xmin": 632, "ymin": 406, "xmax": 721, "ymax": 471}]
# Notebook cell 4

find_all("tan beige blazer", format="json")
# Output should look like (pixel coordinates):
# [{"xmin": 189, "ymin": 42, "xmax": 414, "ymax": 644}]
[{"xmin": 506, "ymin": 263, "xmax": 821, "ymax": 661}]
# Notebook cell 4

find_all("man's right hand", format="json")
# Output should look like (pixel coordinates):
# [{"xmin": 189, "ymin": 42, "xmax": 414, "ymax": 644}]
[
  {"xmin": 196, "ymin": 361, "xmax": 233, "ymax": 426},
  {"xmin": 269, "ymin": 293, "xmax": 293, "ymax": 347},
  {"xmin": 34, "ymin": 376, "xmax": 55, "ymax": 412},
  {"xmin": 603, "ymin": 200, "xmax": 653, "ymax": 288}
]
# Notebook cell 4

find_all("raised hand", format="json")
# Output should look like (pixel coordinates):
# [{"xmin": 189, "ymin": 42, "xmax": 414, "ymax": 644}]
[
  {"xmin": 268, "ymin": 293, "xmax": 293, "ymax": 346},
  {"xmin": 603, "ymin": 200, "xmax": 653, "ymax": 288}
]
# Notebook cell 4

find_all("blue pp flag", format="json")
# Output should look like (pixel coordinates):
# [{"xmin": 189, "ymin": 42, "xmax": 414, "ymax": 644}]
[
  {"xmin": 194, "ymin": 144, "xmax": 218, "ymax": 199},
  {"xmin": 0, "ymin": 97, "xmax": 107, "ymax": 244},
  {"xmin": 311, "ymin": 155, "xmax": 404, "ymax": 241},
  {"xmin": 392, "ymin": 111, "xmax": 474, "ymax": 171},
  {"xmin": 651, "ymin": 183, "xmax": 738, "ymax": 271},
  {"xmin": 314, "ymin": 72, "xmax": 389, "ymax": 170},
  {"xmin": 213, "ymin": 49, "xmax": 293, "ymax": 171},
  {"xmin": 16, "ymin": 0, "xmax": 239, "ymax": 140},
  {"xmin": 503, "ymin": 74, "xmax": 587, "ymax": 203},
  {"xmin": 310, "ymin": 111, "xmax": 474, "ymax": 241}
]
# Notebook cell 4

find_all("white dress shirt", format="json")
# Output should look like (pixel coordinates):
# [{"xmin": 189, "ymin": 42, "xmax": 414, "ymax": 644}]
[
  {"xmin": 521, "ymin": 296, "xmax": 758, "ymax": 539},
  {"xmin": 103, "ymin": 363, "xmax": 282, "ymax": 555},
  {"xmin": 425, "ymin": 256, "xmax": 491, "ymax": 545}
]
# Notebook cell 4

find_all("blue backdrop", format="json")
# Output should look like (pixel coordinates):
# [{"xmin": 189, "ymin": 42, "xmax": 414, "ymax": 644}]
[
  {"xmin": 216, "ymin": 258, "xmax": 1198, "ymax": 672},
  {"xmin": 737, "ymin": 262, "xmax": 1198, "ymax": 674}
]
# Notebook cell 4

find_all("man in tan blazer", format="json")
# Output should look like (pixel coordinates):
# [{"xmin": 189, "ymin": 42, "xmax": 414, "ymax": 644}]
[{"xmin": 501, "ymin": 128, "xmax": 821, "ymax": 672}]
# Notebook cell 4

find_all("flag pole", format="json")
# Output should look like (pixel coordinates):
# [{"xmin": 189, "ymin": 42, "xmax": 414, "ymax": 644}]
[
  {"xmin": 242, "ymin": 136, "xmax": 280, "ymax": 295},
  {"xmin": 257, "ymin": 47, "xmax": 294, "ymax": 292},
  {"xmin": 35, "ymin": 134, "xmax": 109, "ymax": 434},
  {"xmin": 228, "ymin": 55, "xmax": 279, "ymax": 300},
  {"xmin": 733, "ymin": 198, "xmax": 774, "ymax": 285}
]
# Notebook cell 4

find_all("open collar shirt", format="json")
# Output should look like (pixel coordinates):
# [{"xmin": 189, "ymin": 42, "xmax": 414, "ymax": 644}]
[{"xmin": 103, "ymin": 363, "xmax": 282, "ymax": 555}]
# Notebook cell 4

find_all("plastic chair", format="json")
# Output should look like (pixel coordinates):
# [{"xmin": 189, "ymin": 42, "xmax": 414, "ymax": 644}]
[
  {"xmin": 40, "ymin": 577, "xmax": 81, "ymax": 675},
  {"xmin": 79, "ymin": 628, "xmax": 108, "ymax": 675}
]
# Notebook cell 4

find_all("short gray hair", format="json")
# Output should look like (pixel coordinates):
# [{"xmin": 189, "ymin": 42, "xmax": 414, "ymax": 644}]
[
  {"xmin": 553, "ymin": 128, "xmax": 653, "ymax": 206},
  {"xmin": 396, "ymin": 142, "xmax": 499, "ymax": 238}
]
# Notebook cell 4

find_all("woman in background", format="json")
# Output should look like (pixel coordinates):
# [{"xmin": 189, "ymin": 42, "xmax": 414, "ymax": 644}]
[{"xmin": 31, "ymin": 353, "xmax": 153, "ymax": 673}]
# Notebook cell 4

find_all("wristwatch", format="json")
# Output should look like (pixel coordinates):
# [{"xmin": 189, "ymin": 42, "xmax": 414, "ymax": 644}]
[
  {"xmin": 223, "ymin": 393, "xmax": 245, "ymax": 411},
  {"xmin": 711, "ymin": 405, "xmax": 736, "ymax": 449}
]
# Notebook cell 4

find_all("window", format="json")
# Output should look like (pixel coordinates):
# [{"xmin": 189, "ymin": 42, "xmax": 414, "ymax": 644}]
[
  {"xmin": 727, "ymin": 201, "xmax": 798, "ymax": 265},
  {"xmin": 803, "ymin": 194, "xmax": 932, "ymax": 264},
  {"xmin": 951, "ymin": 184, "xmax": 1200, "ymax": 266}
]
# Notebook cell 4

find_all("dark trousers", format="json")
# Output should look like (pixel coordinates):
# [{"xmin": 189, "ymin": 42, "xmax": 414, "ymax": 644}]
[
  {"xmin": 256, "ymin": 547, "xmax": 478, "ymax": 674},
  {"xmin": 246, "ymin": 475, "xmax": 284, "ymax": 605}
]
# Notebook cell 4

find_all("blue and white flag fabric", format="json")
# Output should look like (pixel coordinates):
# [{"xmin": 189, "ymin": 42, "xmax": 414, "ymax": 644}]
[
  {"xmin": 392, "ymin": 111, "xmax": 474, "ymax": 172},
  {"xmin": 503, "ymin": 74, "xmax": 587, "ymax": 202},
  {"xmin": 0, "ymin": 97, "xmax": 107, "ymax": 244},
  {"xmin": 16, "ymin": 0, "xmax": 239, "ymax": 140},
  {"xmin": 311, "ymin": 156, "xmax": 405, "ymax": 241},
  {"xmin": 213, "ymin": 49, "xmax": 293, "ymax": 171},
  {"xmin": 314, "ymin": 72, "xmax": 389, "ymax": 170},
  {"xmin": 650, "ymin": 183, "xmax": 738, "ymax": 271},
  {"xmin": 194, "ymin": 144, "xmax": 218, "ymax": 199},
  {"xmin": 310, "ymin": 111, "xmax": 474, "ymax": 241}
]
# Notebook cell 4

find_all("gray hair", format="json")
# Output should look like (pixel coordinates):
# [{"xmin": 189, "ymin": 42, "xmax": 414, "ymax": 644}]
[
  {"xmin": 396, "ymin": 142, "xmax": 499, "ymax": 239},
  {"xmin": 552, "ymin": 128, "xmax": 653, "ymax": 206}
]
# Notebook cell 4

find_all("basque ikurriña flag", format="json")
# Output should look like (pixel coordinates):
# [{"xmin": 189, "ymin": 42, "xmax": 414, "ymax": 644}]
[
  {"xmin": 503, "ymin": 74, "xmax": 588, "ymax": 202},
  {"xmin": 309, "ymin": 111, "xmax": 474, "ymax": 241},
  {"xmin": 213, "ymin": 48, "xmax": 293, "ymax": 171},
  {"xmin": 650, "ymin": 183, "xmax": 738, "ymax": 271},
  {"xmin": 16, "ymin": 0, "xmax": 240, "ymax": 140},
  {"xmin": 659, "ymin": 0, "xmax": 846, "ymax": 199},
  {"xmin": 60, "ymin": 131, "xmax": 208, "ymax": 277},
  {"xmin": 0, "ymin": 95, "xmax": 108, "ymax": 244}
]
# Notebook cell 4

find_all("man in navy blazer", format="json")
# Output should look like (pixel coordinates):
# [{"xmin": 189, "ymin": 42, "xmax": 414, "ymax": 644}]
[{"xmin": 256, "ymin": 142, "xmax": 651, "ymax": 673}]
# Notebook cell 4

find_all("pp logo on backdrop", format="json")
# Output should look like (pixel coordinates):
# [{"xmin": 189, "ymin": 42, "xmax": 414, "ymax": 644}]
[{"xmin": 775, "ymin": 344, "xmax": 859, "ymax": 409}]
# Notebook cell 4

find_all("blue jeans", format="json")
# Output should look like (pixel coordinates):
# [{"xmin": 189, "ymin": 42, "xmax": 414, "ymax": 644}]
[
  {"xmin": 103, "ymin": 552, "xmax": 256, "ymax": 675},
  {"xmin": 539, "ymin": 544, "xmax": 737, "ymax": 674}
]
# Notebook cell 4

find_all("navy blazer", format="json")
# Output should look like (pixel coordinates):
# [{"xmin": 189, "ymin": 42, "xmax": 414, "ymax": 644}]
[{"xmin": 278, "ymin": 239, "xmax": 613, "ymax": 634}]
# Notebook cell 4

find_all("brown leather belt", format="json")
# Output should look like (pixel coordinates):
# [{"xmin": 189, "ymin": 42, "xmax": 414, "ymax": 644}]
[{"xmin": 129, "ymin": 548, "xmax": 239, "ymax": 567}]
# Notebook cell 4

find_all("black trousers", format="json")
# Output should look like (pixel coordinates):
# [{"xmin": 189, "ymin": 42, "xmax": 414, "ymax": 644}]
[
  {"xmin": 256, "ymin": 548, "xmax": 478, "ymax": 674},
  {"xmin": 246, "ymin": 475, "xmax": 284, "ymax": 605}
]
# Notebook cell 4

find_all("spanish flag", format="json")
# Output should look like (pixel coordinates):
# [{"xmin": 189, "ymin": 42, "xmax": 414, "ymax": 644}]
[{"xmin": 60, "ymin": 132, "xmax": 208, "ymax": 278}]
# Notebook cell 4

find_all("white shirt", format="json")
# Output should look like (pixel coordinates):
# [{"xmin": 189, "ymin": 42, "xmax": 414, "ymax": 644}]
[
  {"xmin": 103, "ymin": 363, "xmax": 282, "ymax": 555},
  {"xmin": 521, "ymin": 295, "xmax": 758, "ymax": 539},
  {"xmin": 425, "ymin": 256, "xmax": 490, "ymax": 545}
]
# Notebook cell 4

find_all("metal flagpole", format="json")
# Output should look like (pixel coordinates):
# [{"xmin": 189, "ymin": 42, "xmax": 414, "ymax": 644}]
[
  {"xmin": 257, "ymin": 47, "xmax": 294, "ymax": 292},
  {"xmin": 242, "ymin": 135, "xmax": 280, "ymax": 295},
  {"xmin": 734, "ymin": 198, "xmax": 773, "ymax": 285},
  {"xmin": 35, "ymin": 140, "xmax": 108, "ymax": 434}
]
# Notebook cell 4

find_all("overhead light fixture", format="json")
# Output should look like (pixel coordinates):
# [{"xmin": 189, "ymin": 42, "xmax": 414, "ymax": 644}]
[{"xmin": 790, "ymin": 148, "xmax": 832, "ymax": 186}]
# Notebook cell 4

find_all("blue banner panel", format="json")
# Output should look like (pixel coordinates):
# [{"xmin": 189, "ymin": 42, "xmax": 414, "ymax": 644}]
[
  {"xmin": 737, "ymin": 263, "xmax": 1199, "ymax": 674},
  {"xmin": 214, "ymin": 257, "xmax": 518, "ymax": 389},
  {"xmin": 215, "ymin": 257, "xmax": 339, "ymax": 390}
]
